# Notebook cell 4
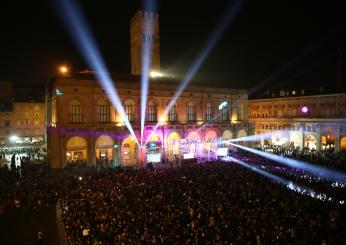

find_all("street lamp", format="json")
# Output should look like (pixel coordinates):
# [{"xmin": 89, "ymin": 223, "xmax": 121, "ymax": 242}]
[{"xmin": 59, "ymin": 66, "xmax": 69, "ymax": 76}]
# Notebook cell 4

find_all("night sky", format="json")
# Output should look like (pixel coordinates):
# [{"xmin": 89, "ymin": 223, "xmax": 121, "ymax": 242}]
[{"xmin": 0, "ymin": 0, "xmax": 345, "ymax": 92}]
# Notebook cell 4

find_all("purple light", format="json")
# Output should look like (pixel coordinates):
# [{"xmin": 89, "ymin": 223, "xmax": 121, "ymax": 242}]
[{"xmin": 301, "ymin": 106, "xmax": 309, "ymax": 114}]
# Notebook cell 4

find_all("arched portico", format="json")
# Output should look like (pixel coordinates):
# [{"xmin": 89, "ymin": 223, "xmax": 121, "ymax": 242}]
[
  {"xmin": 304, "ymin": 134, "xmax": 317, "ymax": 150},
  {"xmin": 340, "ymin": 137, "xmax": 346, "ymax": 151},
  {"xmin": 205, "ymin": 130, "xmax": 218, "ymax": 159},
  {"xmin": 66, "ymin": 136, "xmax": 88, "ymax": 162},
  {"xmin": 121, "ymin": 135, "xmax": 138, "ymax": 166},
  {"xmin": 95, "ymin": 135, "xmax": 114, "ymax": 160},
  {"xmin": 167, "ymin": 132, "xmax": 181, "ymax": 160}
]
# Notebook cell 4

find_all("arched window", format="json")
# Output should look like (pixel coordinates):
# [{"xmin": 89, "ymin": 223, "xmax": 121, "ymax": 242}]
[
  {"xmin": 96, "ymin": 99, "xmax": 110, "ymax": 123},
  {"xmin": 146, "ymin": 101, "xmax": 157, "ymax": 122},
  {"xmin": 69, "ymin": 100, "xmax": 82, "ymax": 123},
  {"xmin": 187, "ymin": 102, "xmax": 196, "ymax": 122},
  {"xmin": 206, "ymin": 103, "xmax": 213, "ymax": 122},
  {"xmin": 168, "ymin": 104, "xmax": 177, "ymax": 122},
  {"xmin": 124, "ymin": 99, "xmax": 135, "ymax": 122}
]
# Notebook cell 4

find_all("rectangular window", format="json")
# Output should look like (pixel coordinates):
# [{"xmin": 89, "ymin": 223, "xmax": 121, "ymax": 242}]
[
  {"xmin": 222, "ymin": 106, "xmax": 229, "ymax": 121},
  {"xmin": 98, "ymin": 105, "xmax": 110, "ymax": 123},
  {"xmin": 69, "ymin": 105, "xmax": 82, "ymax": 123},
  {"xmin": 146, "ymin": 106, "xmax": 157, "ymax": 122},
  {"xmin": 34, "ymin": 120, "xmax": 39, "ymax": 126},
  {"xmin": 125, "ymin": 105, "xmax": 134, "ymax": 122},
  {"xmin": 187, "ymin": 105, "xmax": 196, "ymax": 122},
  {"xmin": 168, "ymin": 106, "xmax": 177, "ymax": 122},
  {"xmin": 206, "ymin": 105, "xmax": 213, "ymax": 121}
]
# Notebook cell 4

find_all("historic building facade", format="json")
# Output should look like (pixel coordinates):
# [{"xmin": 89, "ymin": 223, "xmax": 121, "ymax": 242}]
[
  {"xmin": 0, "ymin": 81, "xmax": 45, "ymax": 147},
  {"xmin": 45, "ymin": 10, "xmax": 249, "ymax": 168},
  {"xmin": 0, "ymin": 102, "xmax": 46, "ymax": 146},
  {"xmin": 249, "ymin": 92, "xmax": 346, "ymax": 152},
  {"xmin": 46, "ymin": 75, "xmax": 248, "ymax": 168}
]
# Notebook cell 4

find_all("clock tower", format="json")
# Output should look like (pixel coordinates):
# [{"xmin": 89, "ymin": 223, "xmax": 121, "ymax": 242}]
[{"xmin": 130, "ymin": 11, "xmax": 160, "ymax": 75}]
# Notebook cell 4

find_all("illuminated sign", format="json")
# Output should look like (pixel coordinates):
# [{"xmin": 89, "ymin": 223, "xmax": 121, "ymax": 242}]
[
  {"xmin": 183, "ymin": 153, "xmax": 195, "ymax": 159},
  {"xmin": 217, "ymin": 148, "xmax": 228, "ymax": 156},
  {"xmin": 147, "ymin": 153, "xmax": 161, "ymax": 163}
]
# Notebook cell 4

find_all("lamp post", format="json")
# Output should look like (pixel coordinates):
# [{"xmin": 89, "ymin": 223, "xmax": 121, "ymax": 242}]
[{"xmin": 59, "ymin": 66, "xmax": 69, "ymax": 77}]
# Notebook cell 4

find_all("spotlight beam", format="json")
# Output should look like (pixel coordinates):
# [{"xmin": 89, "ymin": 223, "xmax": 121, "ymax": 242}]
[
  {"xmin": 229, "ymin": 132, "xmax": 273, "ymax": 143},
  {"xmin": 140, "ymin": 46, "xmax": 152, "ymax": 146},
  {"xmin": 54, "ymin": 0, "xmax": 139, "ymax": 146},
  {"xmin": 140, "ymin": 1, "xmax": 157, "ymax": 146},
  {"xmin": 230, "ymin": 143, "xmax": 346, "ymax": 183},
  {"xmin": 224, "ymin": 156, "xmax": 334, "ymax": 202},
  {"xmin": 144, "ymin": 0, "xmax": 246, "ymax": 146}
]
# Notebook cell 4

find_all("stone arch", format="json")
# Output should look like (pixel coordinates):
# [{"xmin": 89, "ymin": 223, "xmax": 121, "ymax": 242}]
[
  {"xmin": 121, "ymin": 135, "xmax": 138, "ymax": 166},
  {"xmin": 205, "ymin": 130, "xmax": 218, "ymax": 141},
  {"xmin": 96, "ymin": 98, "xmax": 110, "ymax": 106},
  {"xmin": 205, "ymin": 130, "xmax": 218, "ymax": 159},
  {"xmin": 167, "ymin": 132, "xmax": 181, "ymax": 159},
  {"xmin": 321, "ymin": 127, "xmax": 335, "ymax": 150},
  {"xmin": 186, "ymin": 131, "xmax": 201, "ymax": 142},
  {"xmin": 237, "ymin": 129, "xmax": 247, "ymax": 138},
  {"xmin": 340, "ymin": 137, "xmax": 346, "ymax": 151},
  {"xmin": 186, "ymin": 131, "xmax": 202, "ymax": 158},
  {"xmin": 66, "ymin": 136, "xmax": 88, "ymax": 161},
  {"xmin": 95, "ymin": 135, "xmax": 114, "ymax": 160},
  {"xmin": 222, "ymin": 130, "xmax": 233, "ymax": 140},
  {"xmin": 304, "ymin": 134, "xmax": 317, "ymax": 150},
  {"xmin": 146, "ymin": 133, "xmax": 162, "ymax": 161}
]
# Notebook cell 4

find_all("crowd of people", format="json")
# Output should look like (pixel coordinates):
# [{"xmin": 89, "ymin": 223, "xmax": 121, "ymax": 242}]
[
  {"xmin": 255, "ymin": 144, "xmax": 346, "ymax": 171},
  {"xmin": 0, "ymin": 146, "xmax": 45, "ymax": 168},
  {"xmin": 1, "ymin": 152, "xmax": 345, "ymax": 244}
]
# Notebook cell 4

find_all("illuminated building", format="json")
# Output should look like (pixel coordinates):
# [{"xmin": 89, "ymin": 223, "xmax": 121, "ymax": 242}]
[
  {"xmin": 249, "ymin": 89, "xmax": 346, "ymax": 151},
  {"xmin": 46, "ymin": 74, "xmax": 248, "ymax": 168},
  {"xmin": 45, "ymin": 11, "xmax": 249, "ymax": 168},
  {"xmin": 0, "ymin": 82, "xmax": 45, "ymax": 147}
]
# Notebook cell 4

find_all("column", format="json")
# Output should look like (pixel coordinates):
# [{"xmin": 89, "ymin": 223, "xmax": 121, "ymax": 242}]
[
  {"xmin": 161, "ymin": 126, "xmax": 166, "ymax": 163},
  {"xmin": 335, "ymin": 125, "xmax": 340, "ymax": 151},
  {"xmin": 316, "ymin": 124, "xmax": 321, "ymax": 151},
  {"xmin": 87, "ymin": 134, "xmax": 95, "ymax": 167},
  {"xmin": 301, "ymin": 123, "xmax": 305, "ymax": 151}
]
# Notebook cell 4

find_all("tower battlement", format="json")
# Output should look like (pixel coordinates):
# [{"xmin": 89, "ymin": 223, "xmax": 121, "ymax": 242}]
[{"xmin": 130, "ymin": 10, "xmax": 159, "ymax": 23}]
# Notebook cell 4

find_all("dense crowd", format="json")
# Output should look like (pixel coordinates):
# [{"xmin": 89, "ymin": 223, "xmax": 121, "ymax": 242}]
[
  {"xmin": 1, "ymin": 155, "xmax": 345, "ymax": 244},
  {"xmin": 255, "ymin": 145, "xmax": 346, "ymax": 171}
]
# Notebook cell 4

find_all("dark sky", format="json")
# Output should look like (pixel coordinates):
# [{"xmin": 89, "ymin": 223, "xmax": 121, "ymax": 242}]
[{"xmin": 0, "ymin": 0, "xmax": 345, "ymax": 92}]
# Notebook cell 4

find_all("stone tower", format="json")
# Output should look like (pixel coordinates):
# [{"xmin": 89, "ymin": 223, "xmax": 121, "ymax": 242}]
[{"xmin": 130, "ymin": 11, "xmax": 160, "ymax": 75}]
